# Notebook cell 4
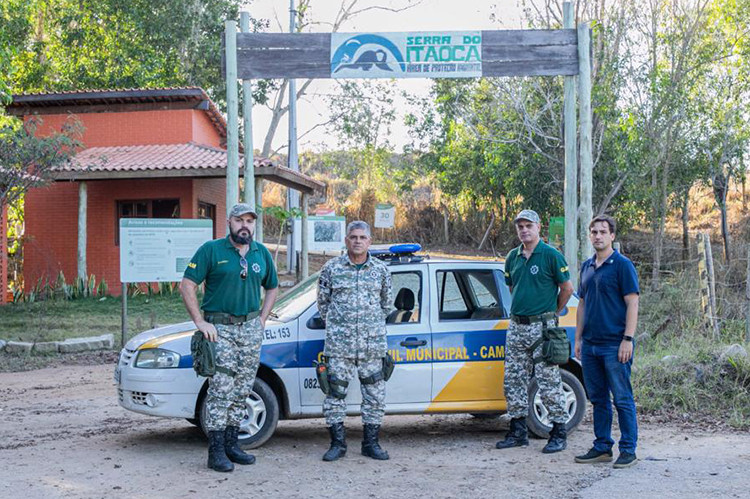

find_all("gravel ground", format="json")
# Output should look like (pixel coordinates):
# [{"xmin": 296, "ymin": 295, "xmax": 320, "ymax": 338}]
[{"xmin": 1, "ymin": 363, "xmax": 749, "ymax": 499}]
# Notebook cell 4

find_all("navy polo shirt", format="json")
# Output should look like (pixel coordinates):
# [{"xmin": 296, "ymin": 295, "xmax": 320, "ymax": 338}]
[{"xmin": 578, "ymin": 250, "xmax": 639, "ymax": 346}]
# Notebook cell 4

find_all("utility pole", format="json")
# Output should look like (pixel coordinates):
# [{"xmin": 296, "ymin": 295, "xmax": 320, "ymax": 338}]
[{"xmin": 286, "ymin": 0, "xmax": 300, "ymax": 274}]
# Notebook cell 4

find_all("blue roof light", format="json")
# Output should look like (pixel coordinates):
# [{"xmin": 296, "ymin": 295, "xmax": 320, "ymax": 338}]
[{"xmin": 389, "ymin": 243, "xmax": 422, "ymax": 254}]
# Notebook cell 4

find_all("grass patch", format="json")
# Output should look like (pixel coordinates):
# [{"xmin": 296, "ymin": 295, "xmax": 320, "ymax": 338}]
[
  {"xmin": 0, "ymin": 293, "xmax": 188, "ymax": 347},
  {"xmin": 635, "ymin": 273, "xmax": 750, "ymax": 429}
]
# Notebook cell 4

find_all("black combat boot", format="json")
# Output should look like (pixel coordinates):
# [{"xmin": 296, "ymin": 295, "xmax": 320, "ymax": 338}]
[
  {"xmin": 224, "ymin": 426, "xmax": 256, "ymax": 465},
  {"xmin": 542, "ymin": 422, "xmax": 567, "ymax": 454},
  {"xmin": 361, "ymin": 424, "xmax": 389, "ymax": 460},
  {"xmin": 207, "ymin": 430, "xmax": 234, "ymax": 472},
  {"xmin": 322, "ymin": 422, "xmax": 347, "ymax": 461},
  {"xmin": 495, "ymin": 417, "xmax": 529, "ymax": 449}
]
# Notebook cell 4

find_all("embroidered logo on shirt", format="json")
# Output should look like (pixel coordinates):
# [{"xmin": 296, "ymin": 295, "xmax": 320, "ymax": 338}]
[
  {"xmin": 217, "ymin": 260, "xmax": 228, "ymax": 265},
  {"xmin": 252, "ymin": 263, "xmax": 261, "ymax": 273},
  {"xmin": 187, "ymin": 262, "xmax": 197, "ymax": 269},
  {"xmin": 530, "ymin": 265, "xmax": 539, "ymax": 275},
  {"xmin": 560, "ymin": 266, "xmax": 569, "ymax": 273}
]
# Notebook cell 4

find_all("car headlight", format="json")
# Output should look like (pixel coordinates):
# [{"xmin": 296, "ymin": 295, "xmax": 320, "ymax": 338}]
[{"xmin": 134, "ymin": 348, "xmax": 181, "ymax": 369}]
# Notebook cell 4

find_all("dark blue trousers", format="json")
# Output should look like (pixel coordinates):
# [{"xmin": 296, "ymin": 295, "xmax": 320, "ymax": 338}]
[{"xmin": 581, "ymin": 341, "xmax": 638, "ymax": 453}]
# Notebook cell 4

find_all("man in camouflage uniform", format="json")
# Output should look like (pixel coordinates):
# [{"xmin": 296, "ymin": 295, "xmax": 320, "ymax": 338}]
[
  {"xmin": 181, "ymin": 203, "xmax": 279, "ymax": 472},
  {"xmin": 317, "ymin": 221, "xmax": 393, "ymax": 461},
  {"xmin": 496, "ymin": 209, "xmax": 574, "ymax": 454}
]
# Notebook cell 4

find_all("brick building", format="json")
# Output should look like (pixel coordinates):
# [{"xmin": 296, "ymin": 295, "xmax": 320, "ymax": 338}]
[{"xmin": 3, "ymin": 88, "xmax": 323, "ymax": 301}]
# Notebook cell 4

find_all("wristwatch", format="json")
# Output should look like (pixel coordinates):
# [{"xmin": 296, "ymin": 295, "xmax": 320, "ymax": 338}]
[{"xmin": 622, "ymin": 336, "xmax": 633, "ymax": 342}]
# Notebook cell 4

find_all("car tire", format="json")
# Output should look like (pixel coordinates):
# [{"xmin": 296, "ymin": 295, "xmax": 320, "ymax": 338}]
[
  {"xmin": 526, "ymin": 369, "xmax": 586, "ymax": 438},
  {"xmin": 199, "ymin": 377, "xmax": 280, "ymax": 449}
]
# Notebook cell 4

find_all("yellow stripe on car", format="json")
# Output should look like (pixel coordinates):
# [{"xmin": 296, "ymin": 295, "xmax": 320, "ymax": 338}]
[{"xmin": 139, "ymin": 331, "xmax": 195, "ymax": 350}]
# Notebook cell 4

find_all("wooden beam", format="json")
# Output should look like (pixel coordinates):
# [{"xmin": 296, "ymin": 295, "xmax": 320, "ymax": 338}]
[
  {"xmin": 563, "ymin": 1, "xmax": 578, "ymax": 288},
  {"xmin": 578, "ymin": 23, "xmax": 594, "ymax": 259},
  {"xmin": 301, "ymin": 192, "xmax": 309, "ymax": 280},
  {"xmin": 241, "ymin": 12, "xmax": 256, "ymax": 210},
  {"xmin": 254, "ymin": 166, "xmax": 326, "ymax": 194},
  {"xmin": 226, "ymin": 29, "xmax": 580, "ymax": 80},
  {"xmin": 225, "ymin": 20, "xmax": 240, "ymax": 220}
]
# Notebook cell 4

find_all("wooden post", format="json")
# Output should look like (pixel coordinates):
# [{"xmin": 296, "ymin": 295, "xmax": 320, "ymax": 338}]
[
  {"xmin": 697, "ymin": 233, "xmax": 711, "ymax": 330},
  {"xmin": 240, "ymin": 12, "xmax": 255, "ymax": 209},
  {"xmin": 301, "ymin": 192, "xmax": 309, "ymax": 280},
  {"xmin": 563, "ymin": 2, "xmax": 578, "ymax": 288},
  {"xmin": 77, "ymin": 181, "xmax": 87, "ymax": 280},
  {"xmin": 578, "ymin": 22, "xmax": 594, "ymax": 259},
  {"xmin": 121, "ymin": 283, "xmax": 128, "ymax": 348},
  {"xmin": 704, "ymin": 234, "xmax": 719, "ymax": 339},
  {"xmin": 255, "ymin": 179, "xmax": 264, "ymax": 243},
  {"xmin": 225, "ymin": 20, "xmax": 239, "ymax": 223}
]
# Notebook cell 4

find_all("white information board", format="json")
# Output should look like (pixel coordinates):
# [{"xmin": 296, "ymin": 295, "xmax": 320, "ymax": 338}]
[
  {"xmin": 292, "ymin": 216, "xmax": 347, "ymax": 252},
  {"xmin": 374, "ymin": 203, "xmax": 395, "ymax": 229},
  {"xmin": 119, "ymin": 218, "xmax": 213, "ymax": 282}
]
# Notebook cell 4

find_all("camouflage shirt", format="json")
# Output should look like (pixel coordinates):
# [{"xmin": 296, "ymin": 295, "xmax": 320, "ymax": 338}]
[{"xmin": 317, "ymin": 253, "xmax": 392, "ymax": 359}]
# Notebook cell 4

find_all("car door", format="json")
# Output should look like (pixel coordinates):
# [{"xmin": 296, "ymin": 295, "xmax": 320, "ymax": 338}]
[
  {"xmin": 428, "ymin": 262, "xmax": 510, "ymax": 410},
  {"xmin": 385, "ymin": 267, "xmax": 432, "ymax": 405}
]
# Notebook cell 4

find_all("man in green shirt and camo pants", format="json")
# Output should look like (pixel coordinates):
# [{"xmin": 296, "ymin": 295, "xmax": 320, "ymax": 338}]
[
  {"xmin": 496, "ymin": 209, "xmax": 574, "ymax": 454},
  {"xmin": 181, "ymin": 203, "xmax": 279, "ymax": 472}
]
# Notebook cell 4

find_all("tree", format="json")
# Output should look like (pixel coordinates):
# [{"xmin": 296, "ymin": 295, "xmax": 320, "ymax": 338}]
[
  {"xmin": 1, "ymin": 0, "xmax": 257, "ymax": 109},
  {"xmin": 0, "ymin": 118, "xmax": 82, "ymax": 210}
]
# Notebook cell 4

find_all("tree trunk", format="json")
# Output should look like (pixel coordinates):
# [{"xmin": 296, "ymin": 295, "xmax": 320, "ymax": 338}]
[
  {"xmin": 681, "ymin": 187, "xmax": 690, "ymax": 267},
  {"xmin": 478, "ymin": 212, "xmax": 495, "ymax": 251},
  {"xmin": 719, "ymin": 200, "xmax": 730, "ymax": 263}
]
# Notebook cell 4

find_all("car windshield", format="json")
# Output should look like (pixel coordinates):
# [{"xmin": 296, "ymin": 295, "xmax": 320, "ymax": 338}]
[{"xmin": 270, "ymin": 272, "xmax": 319, "ymax": 321}]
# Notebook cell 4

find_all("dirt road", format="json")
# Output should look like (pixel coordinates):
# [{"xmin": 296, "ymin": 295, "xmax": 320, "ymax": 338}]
[{"xmin": 1, "ymin": 363, "xmax": 748, "ymax": 499}]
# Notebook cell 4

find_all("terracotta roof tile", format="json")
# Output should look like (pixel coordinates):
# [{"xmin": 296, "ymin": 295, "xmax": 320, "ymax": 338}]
[{"xmin": 62, "ymin": 143, "xmax": 272, "ymax": 173}]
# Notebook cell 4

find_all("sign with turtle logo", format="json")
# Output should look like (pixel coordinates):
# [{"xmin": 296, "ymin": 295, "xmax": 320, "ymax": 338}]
[{"xmin": 331, "ymin": 31, "xmax": 482, "ymax": 79}]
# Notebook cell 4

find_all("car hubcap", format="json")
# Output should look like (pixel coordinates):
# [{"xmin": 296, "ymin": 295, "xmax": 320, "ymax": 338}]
[
  {"xmin": 238, "ymin": 390, "xmax": 267, "ymax": 440},
  {"xmin": 533, "ymin": 382, "xmax": 577, "ymax": 427}
]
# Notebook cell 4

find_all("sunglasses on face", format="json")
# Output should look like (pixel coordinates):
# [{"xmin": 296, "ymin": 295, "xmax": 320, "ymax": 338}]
[{"xmin": 240, "ymin": 256, "xmax": 248, "ymax": 280}]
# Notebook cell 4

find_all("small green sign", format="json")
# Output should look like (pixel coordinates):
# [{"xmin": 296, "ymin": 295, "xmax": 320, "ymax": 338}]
[{"xmin": 549, "ymin": 216, "xmax": 564, "ymax": 251}]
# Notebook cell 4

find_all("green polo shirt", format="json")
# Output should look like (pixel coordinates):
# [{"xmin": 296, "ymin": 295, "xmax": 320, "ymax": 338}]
[
  {"xmin": 184, "ymin": 236, "xmax": 278, "ymax": 317},
  {"xmin": 504, "ymin": 240, "xmax": 570, "ymax": 316}
]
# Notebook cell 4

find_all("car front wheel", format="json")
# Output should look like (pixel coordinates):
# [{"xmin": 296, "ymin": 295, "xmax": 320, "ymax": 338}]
[
  {"xmin": 526, "ymin": 369, "xmax": 586, "ymax": 438},
  {"xmin": 199, "ymin": 377, "xmax": 280, "ymax": 449}
]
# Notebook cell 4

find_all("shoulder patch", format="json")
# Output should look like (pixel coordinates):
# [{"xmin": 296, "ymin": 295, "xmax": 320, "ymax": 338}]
[
  {"xmin": 560, "ymin": 266, "xmax": 569, "ymax": 273},
  {"xmin": 187, "ymin": 262, "xmax": 197, "ymax": 269}
]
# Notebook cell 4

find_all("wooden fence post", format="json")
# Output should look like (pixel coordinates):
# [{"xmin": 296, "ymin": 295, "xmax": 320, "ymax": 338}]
[
  {"xmin": 697, "ymin": 233, "xmax": 712, "ymax": 335},
  {"xmin": 699, "ymin": 233, "xmax": 720, "ymax": 339}
]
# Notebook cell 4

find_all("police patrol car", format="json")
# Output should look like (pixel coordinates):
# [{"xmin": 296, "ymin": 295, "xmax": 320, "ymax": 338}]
[{"xmin": 116, "ymin": 244, "xmax": 586, "ymax": 448}]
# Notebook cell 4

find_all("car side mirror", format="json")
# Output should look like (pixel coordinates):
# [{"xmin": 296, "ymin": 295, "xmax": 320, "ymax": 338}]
[{"xmin": 306, "ymin": 312, "xmax": 326, "ymax": 330}]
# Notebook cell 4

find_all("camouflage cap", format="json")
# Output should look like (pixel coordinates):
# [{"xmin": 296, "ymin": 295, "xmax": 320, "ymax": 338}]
[
  {"xmin": 514, "ymin": 209, "xmax": 541, "ymax": 224},
  {"xmin": 228, "ymin": 203, "xmax": 257, "ymax": 219}
]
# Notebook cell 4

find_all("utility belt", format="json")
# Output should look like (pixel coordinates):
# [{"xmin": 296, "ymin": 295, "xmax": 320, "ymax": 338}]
[
  {"xmin": 203, "ymin": 311, "xmax": 261, "ymax": 325},
  {"xmin": 511, "ymin": 311, "xmax": 557, "ymax": 325},
  {"xmin": 313, "ymin": 354, "xmax": 395, "ymax": 399}
]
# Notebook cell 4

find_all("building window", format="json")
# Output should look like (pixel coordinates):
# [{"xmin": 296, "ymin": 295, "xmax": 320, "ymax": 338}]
[
  {"xmin": 198, "ymin": 201, "xmax": 216, "ymax": 238},
  {"xmin": 115, "ymin": 199, "xmax": 180, "ymax": 245}
]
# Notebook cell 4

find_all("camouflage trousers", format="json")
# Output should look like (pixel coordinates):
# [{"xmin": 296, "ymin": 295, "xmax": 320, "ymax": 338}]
[
  {"xmin": 205, "ymin": 317, "xmax": 263, "ymax": 431},
  {"xmin": 323, "ymin": 356, "xmax": 386, "ymax": 426},
  {"xmin": 504, "ymin": 319, "xmax": 567, "ymax": 423}
]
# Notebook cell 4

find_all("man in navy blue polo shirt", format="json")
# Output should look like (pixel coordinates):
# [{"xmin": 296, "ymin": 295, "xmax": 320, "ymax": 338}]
[{"xmin": 574, "ymin": 215, "xmax": 640, "ymax": 469}]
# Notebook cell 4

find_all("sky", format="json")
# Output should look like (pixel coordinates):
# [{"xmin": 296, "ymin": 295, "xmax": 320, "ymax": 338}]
[{"xmin": 243, "ymin": 0, "xmax": 525, "ymax": 154}]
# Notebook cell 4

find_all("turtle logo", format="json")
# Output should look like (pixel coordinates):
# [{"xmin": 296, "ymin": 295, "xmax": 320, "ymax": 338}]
[
  {"xmin": 252, "ymin": 263, "xmax": 261, "ymax": 274},
  {"xmin": 331, "ymin": 34, "xmax": 406, "ymax": 75},
  {"xmin": 530, "ymin": 265, "xmax": 540, "ymax": 275}
]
